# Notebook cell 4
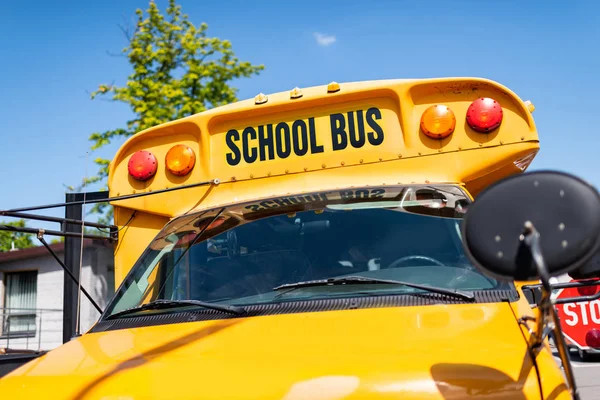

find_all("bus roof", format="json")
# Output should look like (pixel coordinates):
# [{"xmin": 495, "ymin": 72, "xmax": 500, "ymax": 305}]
[{"xmin": 107, "ymin": 77, "xmax": 539, "ymax": 218}]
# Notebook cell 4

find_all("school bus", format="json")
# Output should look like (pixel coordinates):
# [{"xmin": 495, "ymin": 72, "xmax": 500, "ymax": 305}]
[{"xmin": 0, "ymin": 77, "xmax": 573, "ymax": 399}]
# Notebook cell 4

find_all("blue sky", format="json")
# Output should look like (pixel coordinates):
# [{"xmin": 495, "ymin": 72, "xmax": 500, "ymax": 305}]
[{"xmin": 1, "ymin": 0, "xmax": 599, "ymax": 236}]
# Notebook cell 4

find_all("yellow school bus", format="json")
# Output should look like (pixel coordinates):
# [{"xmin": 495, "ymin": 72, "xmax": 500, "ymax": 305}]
[{"xmin": 0, "ymin": 77, "xmax": 571, "ymax": 399}]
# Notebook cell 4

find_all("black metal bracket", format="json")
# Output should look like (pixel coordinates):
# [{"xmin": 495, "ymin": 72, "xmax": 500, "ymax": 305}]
[
  {"xmin": 37, "ymin": 234, "xmax": 102, "ymax": 314},
  {"xmin": 0, "ymin": 178, "xmax": 217, "ymax": 214},
  {"xmin": 521, "ymin": 222, "xmax": 580, "ymax": 400},
  {"xmin": 0, "ymin": 223, "xmax": 116, "ymax": 242},
  {"xmin": 0, "ymin": 210, "xmax": 114, "ymax": 230},
  {"xmin": 0, "ymin": 194, "xmax": 118, "ymax": 242},
  {"xmin": 522, "ymin": 279, "xmax": 600, "ymax": 305},
  {"xmin": 0, "ymin": 178, "xmax": 218, "ymax": 343}
]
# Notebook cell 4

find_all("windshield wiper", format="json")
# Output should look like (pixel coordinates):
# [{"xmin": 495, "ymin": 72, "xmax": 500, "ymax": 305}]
[
  {"xmin": 105, "ymin": 299, "xmax": 246, "ymax": 319},
  {"xmin": 273, "ymin": 276, "xmax": 475, "ymax": 302}
]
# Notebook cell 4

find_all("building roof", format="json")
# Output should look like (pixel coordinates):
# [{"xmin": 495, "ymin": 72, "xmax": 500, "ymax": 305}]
[{"xmin": 0, "ymin": 239, "xmax": 113, "ymax": 263}]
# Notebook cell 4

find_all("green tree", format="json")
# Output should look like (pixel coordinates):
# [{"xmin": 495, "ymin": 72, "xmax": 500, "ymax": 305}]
[
  {"xmin": 78, "ymin": 0, "xmax": 264, "ymax": 223},
  {"xmin": 0, "ymin": 220, "xmax": 35, "ymax": 252}
]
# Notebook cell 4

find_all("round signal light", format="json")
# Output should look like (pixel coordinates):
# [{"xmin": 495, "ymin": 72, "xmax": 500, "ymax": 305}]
[
  {"xmin": 577, "ymin": 282, "xmax": 598, "ymax": 296},
  {"xmin": 128, "ymin": 150, "xmax": 157, "ymax": 181},
  {"xmin": 585, "ymin": 329, "xmax": 600, "ymax": 348},
  {"xmin": 165, "ymin": 144, "xmax": 196, "ymax": 176},
  {"xmin": 466, "ymin": 97, "xmax": 503, "ymax": 133},
  {"xmin": 420, "ymin": 105, "xmax": 456, "ymax": 139}
]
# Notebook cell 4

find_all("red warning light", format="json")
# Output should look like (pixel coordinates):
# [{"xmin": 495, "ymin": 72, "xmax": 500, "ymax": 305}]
[
  {"xmin": 128, "ymin": 150, "xmax": 158, "ymax": 181},
  {"xmin": 577, "ymin": 283, "xmax": 598, "ymax": 297},
  {"xmin": 585, "ymin": 329, "xmax": 600, "ymax": 348},
  {"xmin": 466, "ymin": 98, "xmax": 503, "ymax": 133}
]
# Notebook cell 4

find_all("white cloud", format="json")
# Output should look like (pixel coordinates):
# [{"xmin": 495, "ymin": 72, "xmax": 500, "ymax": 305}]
[{"xmin": 313, "ymin": 32, "xmax": 336, "ymax": 47}]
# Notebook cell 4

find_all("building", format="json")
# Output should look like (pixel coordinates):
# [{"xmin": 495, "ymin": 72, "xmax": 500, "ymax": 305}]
[{"xmin": 0, "ymin": 239, "xmax": 114, "ymax": 352}]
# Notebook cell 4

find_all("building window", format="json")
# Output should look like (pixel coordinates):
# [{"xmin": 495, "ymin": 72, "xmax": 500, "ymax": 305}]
[{"xmin": 2, "ymin": 271, "xmax": 38, "ymax": 337}]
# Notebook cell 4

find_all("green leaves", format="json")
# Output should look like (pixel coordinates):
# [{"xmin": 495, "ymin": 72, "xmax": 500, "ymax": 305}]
[
  {"xmin": 83, "ymin": 0, "xmax": 264, "ymax": 222},
  {"xmin": 0, "ymin": 220, "xmax": 34, "ymax": 252}
]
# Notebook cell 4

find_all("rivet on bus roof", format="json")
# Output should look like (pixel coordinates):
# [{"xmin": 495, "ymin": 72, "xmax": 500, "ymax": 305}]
[
  {"xmin": 341, "ymin": 161, "xmax": 345, "ymax": 166},
  {"xmin": 438, "ymin": 149, "xmax": 442, "ymax": 153},
  {"xmin": 322, "ymin": 164, "xmax": 326, "ymax": 168},
  {"xmin": 132, "ymin": 190, "xmax": 136, "ymax": 194},
  {"xmin": 418, "ymin": 152, "xmax": 422, "ymax": 156},
  {"xmin": 425, "ymin": 180, "xmax": 430, "ymax": 184},
  {"xmin": 359, "ymin": 159, "xmax": 363, "ymax": 164},
  {"xmin": 116, "ymin": 192, "xmax": 120, "ymax": 196},
  {"xmin": 398, "ymin": 154, "xmax": 402, "ymax": 158},
  {"xmin": 290, "ymin": 87, "xmax": 303, "ymax": 99},
  {"xmin": 285, "ymin": 169, "xmax": 289, "ymax": 173},
  {"xmin": 327, "ymin": 81, "xmax": 341, "ymax": 93},
  {"xmin": 525, "ymin": 100, "xmax": 535, "ymax": 113},
  {"xmin": 379, "ymin": 158, "xmax": 383, "ymax": 161},
  {"xmin": 231, "ymin": 176, "xmax": 236, "ymax": 181},
  {"xmin": 250, "ymin": 174, "xmax": 254, "ymax": 179},
  {"xmin": 267, "ymin": 172, "xmax": 271, "ymax": 176},
  {"xmin": 521, "ymin": 136, "xmax": 525, "ymax": 140},
  {"xmin": 500, "ymin": 141, "xmax": 504, "ymax": 145},
  {"xmin": 254, "ymin": 93, "xmax": 268, "ymax": 105},
  {"xmin": 304, "ymin": 167, "xmax": 308, "ymax": 171},
  {"xmin": 458, "ymin": 146, "xmax": 462, "ymax": 151},
  {"xmin": 478, "ymin": 143, "xmax": 483, "ymax": 147}
]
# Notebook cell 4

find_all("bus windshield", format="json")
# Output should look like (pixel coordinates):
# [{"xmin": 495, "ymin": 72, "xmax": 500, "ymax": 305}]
[{"xmin": 105, "ymin": 184, "xmax": 508, "ymax": 318}]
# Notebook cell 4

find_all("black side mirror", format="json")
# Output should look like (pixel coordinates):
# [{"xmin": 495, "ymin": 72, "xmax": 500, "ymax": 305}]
[
  {"xmin": 461, "ymin": 171, "xmax": 600, "ymax": 281},
  {"xmin": 569, "ymin": 250, "xmax": 600, "ymax": 280},
  {"xmin": 459, "ymin": 170, "xmax": 600, "ymax": 400}
]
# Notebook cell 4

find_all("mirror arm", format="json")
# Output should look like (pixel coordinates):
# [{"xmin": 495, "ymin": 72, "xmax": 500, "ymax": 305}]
[
  {"xmin": 522, "ymin": 222, "xmax": 580, "ymax": 400},
  {"xmin": 521, "ymin": 280, "xmax": 600, "ymax": 307}
]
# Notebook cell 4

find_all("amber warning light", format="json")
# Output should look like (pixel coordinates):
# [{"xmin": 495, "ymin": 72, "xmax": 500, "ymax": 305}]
[
  {"xmin": 166, "ymin": 144, "xmax": 196, "ymax": 176},
  {"xmin": 420, "ymin": 105, "xmax": 456, "ymax": 139}
]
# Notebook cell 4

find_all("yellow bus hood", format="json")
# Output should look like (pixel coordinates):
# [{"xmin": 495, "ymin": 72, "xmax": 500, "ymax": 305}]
[{"xmin": 1, "ymin": 303, "xmax": 557, "ymax": 399}]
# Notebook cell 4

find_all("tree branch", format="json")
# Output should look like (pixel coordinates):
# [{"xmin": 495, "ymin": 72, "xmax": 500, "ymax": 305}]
[
  {"xmin": 118, "ymin": 23, "xmax": 132, "ymax": 42},
  {"xmin": 106, "ymin": 50, "xmax": 127, "ymax": 58}
]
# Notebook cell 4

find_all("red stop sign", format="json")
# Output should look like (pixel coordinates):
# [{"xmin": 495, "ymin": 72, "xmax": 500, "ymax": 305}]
[{"xmin": 555, "ymin": 280, "xmax": 600, "ymax": 349}]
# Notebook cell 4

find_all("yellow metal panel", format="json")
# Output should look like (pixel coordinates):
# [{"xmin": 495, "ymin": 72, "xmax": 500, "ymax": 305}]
[
  {"xmin": 535, "ymin": 349, "xmax": 571, "ymax": 399},
  {"xmin": 109, "ymin": 142, "xmax": 538, "ymax": 218},
  {"xmin": 112, "ymin": 208, "xmax": 170, "ymax": 287},
  {"xmin": 107, "ymin": 77, "xmax": 538, "ymax": 216},
  {"xmin": 0, "ymin": 304, "xmax": 555, "ymax": 399},
  {"xmin": 1, "ymin": 77, "xmax": 565, "ymax": 399},
  {"xmin": 109, "ymin": 140, "xmax": 537, "ymax": 281},
  {"xmin": 508, "ymin": 293, "xmax": 571, "ymax": 399}
]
